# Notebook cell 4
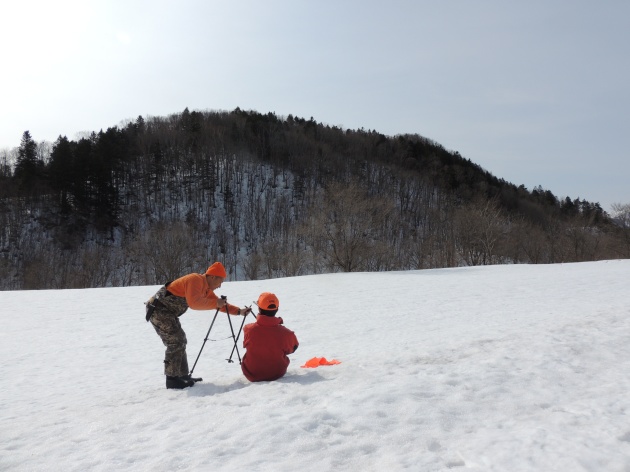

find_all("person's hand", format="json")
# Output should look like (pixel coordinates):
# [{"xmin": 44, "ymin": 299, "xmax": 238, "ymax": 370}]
[
  {"xmin": 216, "ymin": 297, "xmax": 227, "ymax": 309},
  {"xmin": 241, "ymin": 306, "xmax": 252, "ymax": 316}
]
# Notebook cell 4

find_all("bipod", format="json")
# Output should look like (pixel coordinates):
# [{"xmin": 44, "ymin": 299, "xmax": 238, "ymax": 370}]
[
  {"xmin": 227, "ymin": 305, "xmax": 252, "ymax": 364},
  {"xmin": 189, "ymin": 295, "xmax": 226, "ymax": 376}
]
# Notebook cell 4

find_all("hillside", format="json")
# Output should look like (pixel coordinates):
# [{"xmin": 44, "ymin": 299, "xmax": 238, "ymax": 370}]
[{"xmin": 1, "ymin": 108, "xmax": 628, "ymax": 290}]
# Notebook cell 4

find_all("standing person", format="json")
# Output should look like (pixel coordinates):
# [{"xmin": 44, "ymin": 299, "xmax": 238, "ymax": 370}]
[
  {"xmin": 146, "ymin": 262, "xmax": 251, "ymax": 389},
  {"xmin": 241, "ymin": 292, "xmax": 299, "ymax": 382}
]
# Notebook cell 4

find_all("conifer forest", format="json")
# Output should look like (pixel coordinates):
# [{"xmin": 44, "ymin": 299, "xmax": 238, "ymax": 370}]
[{"xmin": 1, "ymin": 108, "xmax": 629, "ymax": 290}]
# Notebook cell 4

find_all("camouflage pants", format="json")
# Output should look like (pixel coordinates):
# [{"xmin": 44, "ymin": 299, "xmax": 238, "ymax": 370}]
[{"xmin": 149, "ymin": 287, "xmax": 190, "ymax": 377}]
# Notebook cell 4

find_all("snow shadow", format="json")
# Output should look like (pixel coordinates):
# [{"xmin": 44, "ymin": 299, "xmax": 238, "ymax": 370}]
[
  {"xmin": 184, "ymin": 370, "xmax": 327, "ymax": 396},
  {"xmin": 185, "ymin": 380, "xmax": 249, "ymax": 397},
  {"xmin": 277, "ymin": 370, "xmax": 328, "ymax": 385}
]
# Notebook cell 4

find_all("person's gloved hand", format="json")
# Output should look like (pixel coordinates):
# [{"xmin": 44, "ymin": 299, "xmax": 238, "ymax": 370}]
[{"xmin": 240, "ymin": 306, "xmax": 253, "ymax": 316}]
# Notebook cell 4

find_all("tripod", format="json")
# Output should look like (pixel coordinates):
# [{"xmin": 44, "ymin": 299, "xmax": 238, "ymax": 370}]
[{"xmin": 189, "ymin": 296, "xmax": 251, "ymax": 376}]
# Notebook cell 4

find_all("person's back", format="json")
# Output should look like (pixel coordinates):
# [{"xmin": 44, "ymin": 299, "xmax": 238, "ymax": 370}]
[{"xmin": 241, "ymin": 292, "xmax": 299, "ymax": 382}]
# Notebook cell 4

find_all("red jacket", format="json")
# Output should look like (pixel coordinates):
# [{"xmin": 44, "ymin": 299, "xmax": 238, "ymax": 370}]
[{"xmin": 241, "ymin": 315, "xmax": 299, "ymax": 382}]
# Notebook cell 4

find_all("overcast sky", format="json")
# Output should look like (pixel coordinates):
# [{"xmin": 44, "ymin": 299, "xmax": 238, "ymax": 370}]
[{"xmin": 1, "ymin": 0, "xmax": 628, "ymax": 211}]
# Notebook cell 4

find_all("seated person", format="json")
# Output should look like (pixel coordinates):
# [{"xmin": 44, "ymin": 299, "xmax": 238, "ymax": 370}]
[{"xmin": 241, "ymin": 292, "xmax": 299, "ymax": 382}]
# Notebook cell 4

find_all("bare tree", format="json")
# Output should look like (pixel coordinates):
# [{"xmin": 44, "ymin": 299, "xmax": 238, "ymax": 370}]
[
  {"xmin": 455, "ymin": 198, "xmax": 505, "ymax": 266},
  {"xmin": 610, "ymin": 203, "xmax": 630, "ymax": 257},
  {"xmin": 136, "ymin": 222, "xmax": 198, "ymax": 283},
  {"xmin": 75, "ymin": 246, "xmax": 117, "ymax": 287},
  {"xmin": 513, "ymin": 219, "xmax": 548, "ymax": 263},
  {"xmin": 565, "ymin": 225, "xmax": 601, "ymax": 262},
  {"xmin": 611, "ymin": 203, "xmax": 630, "ymax": 228},
  {"xmin": 258, "ymin": 239, "xmax": 281, "ymax": 279},
  {"xmin": 315, "ymin": 181, "xmax": 396, "ymax": 272},
  {"xmin": 242, "ymin": 250, "xmax": 263, "ymax": 280},
  {"xmin": 544, "ymin": 221, "xmax": 570, "ymax": 263}
]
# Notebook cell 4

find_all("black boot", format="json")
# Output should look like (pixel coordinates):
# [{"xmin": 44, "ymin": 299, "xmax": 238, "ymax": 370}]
[
  {"xmin": 166, "ymin": 375, "xmax": 195, "ymax": 389},
  {"xmin": 184, "ymin": 374, "xmax": 203, "ymax": 383}
]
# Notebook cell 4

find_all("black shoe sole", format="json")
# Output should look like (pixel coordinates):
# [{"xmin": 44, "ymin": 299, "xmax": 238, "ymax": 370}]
[{"xmin": 166, "ymin": 377, "xmax": 195, "ymax": 389}]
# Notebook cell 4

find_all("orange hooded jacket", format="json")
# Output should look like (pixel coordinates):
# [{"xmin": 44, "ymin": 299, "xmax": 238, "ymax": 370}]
[{"xmin": 166, "ymin": 273, "xmax": 238, "ymax": 314}]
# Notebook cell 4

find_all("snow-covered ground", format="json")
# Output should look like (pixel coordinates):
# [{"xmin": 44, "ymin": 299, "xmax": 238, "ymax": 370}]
[{"xmin": 1, "ymin": 260, "xmax": 630, "ymax": 471}]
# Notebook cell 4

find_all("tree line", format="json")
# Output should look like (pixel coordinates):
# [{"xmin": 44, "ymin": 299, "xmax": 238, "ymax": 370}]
[{"xmin": 0, "ymin": 107, "xmax": 628, "ymax": 290}]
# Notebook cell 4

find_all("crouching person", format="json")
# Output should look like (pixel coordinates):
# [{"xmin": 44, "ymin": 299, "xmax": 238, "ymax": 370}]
[
  {"xmin": 241, "ymin": 292, "xmax": 299, "ymax": 382},
  {"xmin": 146, "ymin": 262, "xmax": 251, "ymax": 389}
]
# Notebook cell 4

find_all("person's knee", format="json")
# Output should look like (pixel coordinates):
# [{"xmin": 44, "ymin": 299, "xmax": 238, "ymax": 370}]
[{"xmin": 166, "ymin": 340, "xmax": 186, "ymax": 351}]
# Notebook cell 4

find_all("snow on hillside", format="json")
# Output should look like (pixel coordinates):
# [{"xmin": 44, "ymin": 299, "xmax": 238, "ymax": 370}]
[{"xmin": 1, "ymin": 260, "xmax": 630, "ymax": 471}]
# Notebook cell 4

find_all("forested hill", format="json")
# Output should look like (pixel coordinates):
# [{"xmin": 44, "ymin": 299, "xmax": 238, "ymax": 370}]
[{"xmin": 1, "ymin": 107, "xmax": 628, "ymax": 290}]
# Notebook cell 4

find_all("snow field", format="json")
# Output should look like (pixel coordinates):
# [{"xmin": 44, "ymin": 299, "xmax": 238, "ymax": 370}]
[{"xmin": 1, "ymin": 260, "xmax": 630, "ymax": 471}]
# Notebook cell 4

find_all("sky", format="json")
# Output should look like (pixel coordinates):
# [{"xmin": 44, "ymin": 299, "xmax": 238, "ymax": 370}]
[
  {"xmin": 1, "ymin": 260, "xmax": 629, "ymax": 471},
  {"xmin": 1, "ymin": 1, "xmax": 629, "ymax": 212}
]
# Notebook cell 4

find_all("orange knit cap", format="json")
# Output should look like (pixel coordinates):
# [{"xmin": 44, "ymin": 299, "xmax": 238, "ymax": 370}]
[
  {"xmin": 257, "ymin": 292, "xmax": 279, "ymax": 310},
  {"xmin": 205, "ymin": 262, "xmax": 227, "ymax": 278}
]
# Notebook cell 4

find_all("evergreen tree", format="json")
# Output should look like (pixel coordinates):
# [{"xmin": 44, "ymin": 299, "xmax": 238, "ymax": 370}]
[
  {"xmin": 14, "ymin": 131, "xmax": 41, "ymax": 191},
  {"xmin": 49, "ymin": 136, "xmax": 76, "ymax": 213}
]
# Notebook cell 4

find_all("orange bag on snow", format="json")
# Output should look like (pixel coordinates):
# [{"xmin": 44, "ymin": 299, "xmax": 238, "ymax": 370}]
[{"xmin": 301, "ymin": 357, "xmax": 341, "ymax": 368}]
